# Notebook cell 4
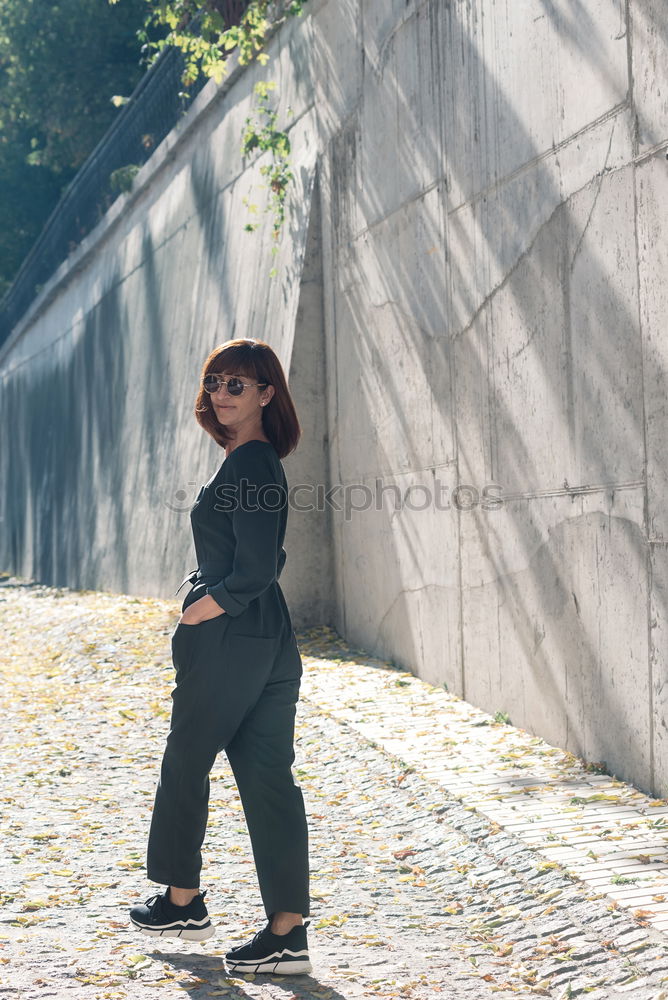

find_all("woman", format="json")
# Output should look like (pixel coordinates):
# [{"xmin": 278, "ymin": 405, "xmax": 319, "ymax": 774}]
[{"xmin": 129, "ymin": 338, "xmax": 311, "ymax": 976}]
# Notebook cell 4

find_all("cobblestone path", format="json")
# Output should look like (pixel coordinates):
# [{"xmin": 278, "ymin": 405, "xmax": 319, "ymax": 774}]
[{"xmin": 2, "ymin": 580, "xmax": 668, "ymax": 999}]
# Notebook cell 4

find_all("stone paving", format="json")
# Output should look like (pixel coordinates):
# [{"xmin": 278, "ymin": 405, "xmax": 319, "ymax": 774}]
[
  {"xmin": 2, "ymin": 577, "xmax": 668, "ymax": 999},
  {"xmin": 301, "ymin": 648, "xmax": 668, "ymax": 935}
]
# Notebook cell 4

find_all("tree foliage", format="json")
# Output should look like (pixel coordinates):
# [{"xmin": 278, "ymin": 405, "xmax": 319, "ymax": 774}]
[
  {"xmin": 0, "ymin": 0, "xmax": 308, "ymax": 298},
  {"xmin": 118, "ymin": 1, "xmax": 307, "ymax": 87},
  {"xmin": 0, "ymin": 0, "xmax": 148, "ymax": 295},
  {"xmin": 114, "ymin": 0, "xmax": 308, "ymax": 260}
]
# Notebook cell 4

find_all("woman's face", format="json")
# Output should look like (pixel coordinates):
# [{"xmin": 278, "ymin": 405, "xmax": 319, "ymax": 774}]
[{"xmin": 209, "ymin": 369, "xmax": 274, "ymax": 428}]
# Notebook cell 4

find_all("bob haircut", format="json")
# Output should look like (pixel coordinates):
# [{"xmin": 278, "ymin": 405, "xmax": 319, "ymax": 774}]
[{"xmin": 194, "ymin": 338, "xmax": 301, "ymax": 459}]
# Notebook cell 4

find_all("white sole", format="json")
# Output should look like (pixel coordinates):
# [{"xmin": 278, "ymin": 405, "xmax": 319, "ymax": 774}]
[
  {"xmin": 226, "ymin": 958, "xmax": 312, "ymax": 975},
  {"xmin": 131, "ymin": 919, "xmax": 215, "ymax": 942}
]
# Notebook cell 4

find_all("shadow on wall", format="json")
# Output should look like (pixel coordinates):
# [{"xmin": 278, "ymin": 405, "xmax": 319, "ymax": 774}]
[
  {"xmin": 539, "ymin": 0, "xmax": 666, "ymax": 151},
  {"xmin": 1, "ymin": 0, "xmax": 664, "ymax": 793},
  {"xmin": 1, "ymin": 37, "xmax": 319, "ymax": 605},
  {"xmin": 3, "ymin": 274, "xmax": 130, "ymax": 590},
  {"xmin": 316, "ymin": 0, "xmax": 664, "ymax": 791}
]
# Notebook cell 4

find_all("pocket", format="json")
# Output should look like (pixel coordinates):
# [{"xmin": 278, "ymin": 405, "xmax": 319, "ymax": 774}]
[
  {"xmin": 177, "ymin": 614, "xmax": 225, "ymax": 627},
  {"xmin": 171, "ymin": 624, "xmax": 195, "ymax": 680},
  {"xmin": 171, "ymin": 615, "xmax": 229, "ymax": 681},
  {"xmin": 173, "ymin": 615, "xmax": 228, "ymax": 645}
]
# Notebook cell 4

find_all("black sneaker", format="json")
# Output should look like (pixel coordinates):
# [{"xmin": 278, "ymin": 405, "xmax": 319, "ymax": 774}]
[
  {"xmin": 225, "ymin": 919, "xmax": 312, "ymax": 975},
  {"xmin": 129, "ymin": 887, "xmax": 215, "ymax": 941}
]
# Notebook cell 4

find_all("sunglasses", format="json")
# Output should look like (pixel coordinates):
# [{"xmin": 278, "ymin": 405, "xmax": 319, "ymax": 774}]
[{"xmin": 202, "ymin": 374, "xmax": 269, "ymax": 396}]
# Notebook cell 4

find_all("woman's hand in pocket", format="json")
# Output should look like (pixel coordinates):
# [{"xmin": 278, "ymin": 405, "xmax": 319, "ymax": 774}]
[{"xmin": 178, "ymin": 594, "xmax": 226, "ymax": 625}]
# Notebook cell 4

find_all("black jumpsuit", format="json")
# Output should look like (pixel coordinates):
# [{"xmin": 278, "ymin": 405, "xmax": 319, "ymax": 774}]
[{"xmin": 146, "ymin": 439, "xmax": 310, "ymax": 919}]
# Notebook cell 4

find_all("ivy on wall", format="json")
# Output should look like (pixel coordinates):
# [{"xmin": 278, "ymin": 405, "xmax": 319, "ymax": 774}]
[{"xmin": 110, "ymin": 0, "xmax": 308, "ymax": 273}]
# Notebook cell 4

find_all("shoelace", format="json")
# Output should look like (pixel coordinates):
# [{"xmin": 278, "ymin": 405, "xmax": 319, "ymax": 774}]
[
  {"xmin": 237, "ymin": 924, "xmax": 274, "ymax": 952},
  {"xmin": 253, "ymin": 926, "xmax": 271, "ymax": 947},
  {"xmin": 231, "ymin": 922, "xmax": 301, "ymax": 957}
]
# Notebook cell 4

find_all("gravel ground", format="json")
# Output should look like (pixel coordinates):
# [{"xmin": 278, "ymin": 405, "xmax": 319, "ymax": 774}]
[{"xmin": 2, "ymin": 577, "xmax": 668, "ymax": 999}]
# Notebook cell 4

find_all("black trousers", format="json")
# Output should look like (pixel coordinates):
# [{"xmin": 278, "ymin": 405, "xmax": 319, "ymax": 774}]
[{"xmin": 146, "ymin": 599, "xmax": 310, "ymax": 918}]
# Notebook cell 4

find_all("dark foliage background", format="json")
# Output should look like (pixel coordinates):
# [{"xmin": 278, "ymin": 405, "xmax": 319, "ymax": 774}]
[{"xmin": 0, "ymin": 0, "xmax": 149, "ymax": 297}]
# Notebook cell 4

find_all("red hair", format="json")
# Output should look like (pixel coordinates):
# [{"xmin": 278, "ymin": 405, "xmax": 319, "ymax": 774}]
[{"xmin": 194, "ymin": 338, "xmax": 301, "ymax": 459}]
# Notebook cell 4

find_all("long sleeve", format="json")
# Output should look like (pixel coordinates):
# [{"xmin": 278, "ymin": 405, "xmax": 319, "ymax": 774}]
[{"xmin": 204, "ymin": 448, "xmax": 285, "ymax": 617}]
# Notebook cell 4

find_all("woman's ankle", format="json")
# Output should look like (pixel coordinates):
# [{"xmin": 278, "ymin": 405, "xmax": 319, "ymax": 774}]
[
  {"xmin": 270, "ymin": 911, "xmax": 303, "ymax": 934},
  {"xmin": 168, "ymin": 886, "xmax": 199, "ymax": 906}
]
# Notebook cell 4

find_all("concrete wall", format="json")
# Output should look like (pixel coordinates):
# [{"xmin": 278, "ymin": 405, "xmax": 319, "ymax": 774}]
[
  {"xmin": 1, "ymin": 0, "xmax": 667, "ymax": 794},
  {"xmin": 0, "ymin": 24, "xmax": 329, "ymax": 624}
]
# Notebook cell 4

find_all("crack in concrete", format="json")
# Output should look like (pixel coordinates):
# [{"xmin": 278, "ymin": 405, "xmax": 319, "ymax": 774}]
[
  {"xmin": 570, "ymin": 119, "xmax": 618, "ymax": 271},
  {"xmin": 451, "ymin": 150, "xmax": 628, "ymax": 345}
]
